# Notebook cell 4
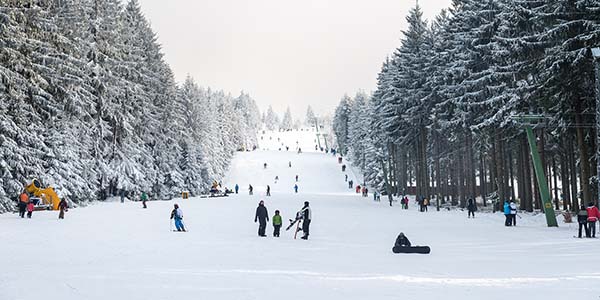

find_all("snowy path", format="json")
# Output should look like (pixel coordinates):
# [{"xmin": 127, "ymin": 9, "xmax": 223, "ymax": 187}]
[{"xmin": 1, "ymin": 148, "xmax": 599, "ymax": 300}]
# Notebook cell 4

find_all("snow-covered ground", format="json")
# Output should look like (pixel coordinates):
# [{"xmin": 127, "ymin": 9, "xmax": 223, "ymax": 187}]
[{"xmin": 1, "ymin": 130, "xmax": 599, "ymax": 300}]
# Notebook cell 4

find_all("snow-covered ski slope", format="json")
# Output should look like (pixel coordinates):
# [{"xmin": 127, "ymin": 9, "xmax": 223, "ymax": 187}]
[{"xmin": 1, "ymin": 129, "xmax": 599, "ymax": 300}]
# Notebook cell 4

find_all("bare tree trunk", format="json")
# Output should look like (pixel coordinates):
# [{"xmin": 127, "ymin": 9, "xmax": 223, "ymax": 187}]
[
  {"xmin": 479, "ymin": 148, "xmax": 487, "ymax": 207},
  {"xmin": 568, "ymin": 134, "xmax": 579, "ymax": 209},
  {"xmin": 575, "ymin": 104, "xmax": 591, "ymax": 205}
]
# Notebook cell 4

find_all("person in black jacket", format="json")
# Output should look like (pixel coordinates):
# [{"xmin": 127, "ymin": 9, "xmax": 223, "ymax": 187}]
[
  {"xmin": 577, "ymin": 205, "xmax": 589, "ymax": 238},
  {"xmin": 467, "ymin": 198, "xmax": 476, "ymax": 218},
  {"xmin": 395, "ymin": 232, "xmax": 411, "ymax": 247},
  {"xmin": 254, "ymin": 200, "xmax": 269, "ymax": 237},
  {"xmin": 300, "ymin": 201, "xmax": 311, "ymax": 240}
]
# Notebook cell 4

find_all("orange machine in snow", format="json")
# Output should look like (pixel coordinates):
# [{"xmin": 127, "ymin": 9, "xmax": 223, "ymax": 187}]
[{"xmin": 25, "ymin": 179, "xmax": 61, "ymax": 210}]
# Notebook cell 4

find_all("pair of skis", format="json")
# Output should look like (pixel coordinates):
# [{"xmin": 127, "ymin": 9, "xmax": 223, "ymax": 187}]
[{"xmin": 285, "ymin": 211, "xmax": 303, "ymax": 239}]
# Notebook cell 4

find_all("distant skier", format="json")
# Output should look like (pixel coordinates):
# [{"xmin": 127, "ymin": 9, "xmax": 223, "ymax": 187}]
[
  {"xmin": 120, "ymin": 189, "xmax": 126, "ymax": 203},
  {"xmin": 249, "ymin": 184, "xmax": 254, "ymax": 195},
  {"xmin": 58, "ymin": 198, "xmax": 68, "ymax": 219},
  {"xmin": 373, "ymin": 191, "xmax": 379, "ymax": 202},
  {"xmin": 26, "ymin": 201, "xmax": 34, "ymax": 218},
  {"xmin": 235, "ymin": 184, "xmax": 239, "ymax": 194},
  {"xmin": 348, "ymin": 180, "xmax": 353, "ymax": 189},
  {"xmin": 289, "ymin": 161, "xmax": 292, "ymax": 168},
  {"xmin": 254, "ymin": 200, "xmax": 269, "ymax": 237},
  {"xmin": 467, "ymin": 198, "xmax": 476, "ymax": 218},
  {"xmin": 300, "ymin": 201, "xmax": 311, "ymax": 240},
  {"xmin": 338, "ymin": 157, "xmax": 343, "ymax": 164},
  {"xmin": 503, "ymin": 200, "xmax": 511, "ymax": 226},
  {"xmin": 345, "ymin": 174, "xmax": 348, "ymax": 182},
  {"xmin": 355, "ymin": 185, "xmax": 361, "ymax": 194},
  {"xmin": 264, "ymin": 163, "xmax": 267, "ymax": 169},
  {"xmin": 509, "ymin": 200, "xmax": 517, "ymax": 226},
  {"xmin": 170, "ymin": 204, "xmax": 186, "ymax": 232},
  {"xmin": 141, "ymin": 192, "xmax": 148, "ymax": 209},
  {"xmin": 586, "ymin": 202, "xmax": 599, "ymax": 238},
  {"xmin": 298, "ymin": 148, "xmax": 302, "ymax": 154},
  {"xmin": 342, "ymin": 165, "xmax": 346, "ymax": 172},
  {"xmin": 266, "ymin": 185, "xmax": 271, "ymax": 197},
  {"xmin": 275, "ymin": 176, "xmax": 279, "ymax": 183},
  {"xmin": 295, "ymin": 175, "xmax": 299, "ymax": 182},
  {"xmin": 273, "ymin": 210, "xmax": 282, "ymax": 237},
  {"xmin": 294, "ymin": 184, "xmax": 299, "ymax": 193},
  {"xmin": 423, "ymin": 198, "xmax": 429, "ymax": 212},
  {"xmin": 577, "ymin": 205, "xmax": 590, "ymax": 238}
]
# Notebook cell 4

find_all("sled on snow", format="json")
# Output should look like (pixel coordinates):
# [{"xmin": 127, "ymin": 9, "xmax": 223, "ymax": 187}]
[{"xmin": 392, "ymin": 246, "xmax": 431, "ymax": 254}]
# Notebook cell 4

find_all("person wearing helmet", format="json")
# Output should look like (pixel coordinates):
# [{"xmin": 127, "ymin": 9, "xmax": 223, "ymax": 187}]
[
  {"xmin": 300, "ymin": 201, "xmax": 311, "ymax": 240},
  {"xmin": 170, "ymin": 204, "xmax": 186, "ymax": 232}
]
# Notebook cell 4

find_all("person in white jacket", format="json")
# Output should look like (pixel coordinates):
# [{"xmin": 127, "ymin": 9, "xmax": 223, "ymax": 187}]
[
  {"xmin": 509, "ymin": 200, "xmax": 517, "ymax": 226},
  {"xmin": 300, "ymin": 201, "xmax": 312, "ymax": 240}
]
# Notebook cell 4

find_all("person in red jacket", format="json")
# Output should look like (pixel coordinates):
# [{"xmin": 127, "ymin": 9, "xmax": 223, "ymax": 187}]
[
  {"xmin": 26, "ymin": 201, "xmax": 34, "ymax": 218},
  {"xmin": 586, "ymin": 202, "xmax": 599, "ymax": 238}
]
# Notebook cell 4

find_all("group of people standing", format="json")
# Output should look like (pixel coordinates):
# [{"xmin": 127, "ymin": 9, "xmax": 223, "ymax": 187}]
[
  {"xmin": 576, "ymin": 203, "xmax": 599, "ymax": 238},
  {"xmin": 17, "ymin": 191, "xmax": 68, "ymax": 219},
  {"xmin": 255, "ymin": 200, "xmax": 312, "ymax": 240}
]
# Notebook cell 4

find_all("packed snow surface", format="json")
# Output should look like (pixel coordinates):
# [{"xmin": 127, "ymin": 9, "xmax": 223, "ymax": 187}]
[{"xmin": 1, "ymin": 130, "xmax": 599, "ymax": 300}]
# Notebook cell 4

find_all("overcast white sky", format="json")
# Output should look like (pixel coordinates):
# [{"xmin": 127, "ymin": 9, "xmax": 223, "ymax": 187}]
[{"xmin": 136, "ymin": 0, "xmax": 452, "ymax": 118}]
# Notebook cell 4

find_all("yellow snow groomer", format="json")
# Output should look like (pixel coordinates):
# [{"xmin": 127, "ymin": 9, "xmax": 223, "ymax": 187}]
[{"xmin": 25, "ymin": 179, "xmax": 61, "ymax": 210}]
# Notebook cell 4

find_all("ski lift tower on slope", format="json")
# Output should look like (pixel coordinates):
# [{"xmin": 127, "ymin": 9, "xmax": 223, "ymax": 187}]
[{"xmin": 510, "ymin": 114, "xmax": 558, "ymax": 227}]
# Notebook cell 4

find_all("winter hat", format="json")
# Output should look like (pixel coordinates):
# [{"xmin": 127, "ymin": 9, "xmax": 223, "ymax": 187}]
[
  {"xmin": 304, "ymin": 201, "xmax": 309, "ymax": 206},
  {"xmin": 174, "ymin": 204, "xmax": 179, "ymax": 208}
]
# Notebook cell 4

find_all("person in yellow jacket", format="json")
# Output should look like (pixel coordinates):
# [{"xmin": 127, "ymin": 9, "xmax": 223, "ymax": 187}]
[{"xmin": 272, "ymin": 210, "xmax": 282, "ymax": 237}]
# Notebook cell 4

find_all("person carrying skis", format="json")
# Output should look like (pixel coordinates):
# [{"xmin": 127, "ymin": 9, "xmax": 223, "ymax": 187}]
[
  {"xmin": 254, "ymin": 200, "xmax": 269, "ymax": 237},
  {"xmin": 26, "ymin": 201, "xmax": 34, "ymax": 218},
  {"xmin": 395, "ymin": 232, "xmax": 411, "ymax": 247},
  {"xmin": 18, "ymin": 191, "xmax": 29, "ymax": 218},
  {"xmin": 141, "ymin": 192, "xmax": 148, "ymax": 209},
  {"xmin": 170, "ymin": 204, "xmax": 186, "ymax": 232},
  {"xmin": 273, "ymin": 210, "xmax": 282, "ymax": 237},
  {"xmin": 467, "ymin": 198, "xmax": 476, "ymax": 218},
  {"xmin": 577, "ymin": 205, "xmax": 590, "ymax": 238},
  {"xmin": 503, "ymin": 200, "xmax": 511, "ymax": 226},
  {"xmin": 586, "ymin": 202, "xmax": 599, "ymax": 238},
  {"xmin": 300, "ymin": 201, "xmax": 311, "ymax": 240},
  {"xmin": 509, "ymin": 200, "xmax": 517, "ymax": 226},
  {"xmin": 266, "ymin": 185, "xmax": 271, "ymax": 197},
  {"xmin": 58, "ymin": 198, "xmax": 68, "ymax": 219},
  {"xmin": 249, "ymin": 184, "xmax": 254, "ymax": 195},
  {"xmin": 294, "ymin": 184, "xmax": 299, "ymax": 193},
  {"xmin": 235, "ymin": 184, "xmax": 239, "ymax": 194}
]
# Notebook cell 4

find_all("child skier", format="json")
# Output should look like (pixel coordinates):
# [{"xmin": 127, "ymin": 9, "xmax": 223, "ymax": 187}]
[
  {"xmin": 273, "ymin": 210, "xmax": 282, "ymax": 237},
  {"xmin": 170, "ymin": 204, "xmax": 186, "ymax": 232},
  {"xmin": 26, "ymin": 201, "xmax": 34, "ymax": 218}
]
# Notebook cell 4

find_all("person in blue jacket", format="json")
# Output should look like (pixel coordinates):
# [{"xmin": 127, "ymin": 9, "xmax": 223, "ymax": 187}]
[
  {"xmin": 503, "ymin": 200, "xmax": 511, "ymax": 226},
  {"xmin": 235, "ymin": 184, "xmax": 239, "ymax": 194},
  {"xmin": 294, "ymin": 184, "xmax": 299, "ymax": 193}
]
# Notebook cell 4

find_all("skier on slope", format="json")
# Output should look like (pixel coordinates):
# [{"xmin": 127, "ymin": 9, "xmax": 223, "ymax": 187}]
[
  {"xmin": 235, "ymin": 184, "xmax": 239, "ymax": 194},
  {"xmin": 266, "ymin": 185, "xmax": 271, "ymax": 197},
  {"xmin": 295, "ymin": 175, "xmax": 299, "ymax": 182},
  {"xmin": 294, "ymin": 184, "xmax": 299, "ymax": 193},
  {"xmin": 254, "ymin": 200, "xmax": 269, "ymax": 237},
  {"xmin": 249, "ymin": 184, "xmax": 254, "ymax": 195},
  {"xmin": 141, "ymin": 192, "xmax": 148, "ymax": 209},
  {"xmin": 18, "ymin": 191, "xmax": 29, "ymax": 218},
  {"xmin": 170, "ymin": 204, "xmax": 186, "ymax": 232},
  {"xmin": 299, "ymin": 201, "xmax": 311, "ymax": 240}
]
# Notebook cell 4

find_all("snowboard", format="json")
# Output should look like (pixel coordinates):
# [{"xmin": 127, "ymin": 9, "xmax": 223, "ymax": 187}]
[
  {"xmin": 285, "ymin": 218, "xmax": 300, "ymax": 231},
  {"xmin": 392, "ymin": 246, "xmax": 431, "ymax": 254}
]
